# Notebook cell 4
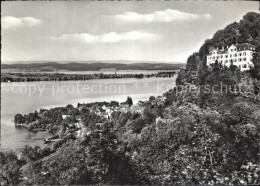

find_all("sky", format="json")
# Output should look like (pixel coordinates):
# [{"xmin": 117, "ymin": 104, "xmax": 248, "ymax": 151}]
[{"xmin": 1, "ymin": 1, "xmax": 259, "ymax": 64}]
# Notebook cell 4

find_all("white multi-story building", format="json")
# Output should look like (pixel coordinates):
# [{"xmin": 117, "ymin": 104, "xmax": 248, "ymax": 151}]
[{"xmin": 207, "ymin": 43, "xmax": 255, "ymax": 71}]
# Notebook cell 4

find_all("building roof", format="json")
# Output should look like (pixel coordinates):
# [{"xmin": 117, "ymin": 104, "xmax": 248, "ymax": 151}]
[
  {"xmin": 209, "ymin": 47, "xmax": 215, "ymax": 52},
  {"xmin": 235, "ymin": 43, "xmax": 255, "ymax": 51},
  {"xmin": 218, "ymin": 50, "xmax": 226, "ymax": 54},
  {"xmin": 208, "ymin": 43, "xmax": 255, "ymax": 55}
]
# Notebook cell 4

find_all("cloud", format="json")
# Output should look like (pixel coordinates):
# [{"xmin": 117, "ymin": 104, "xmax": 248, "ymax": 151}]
[
  {"xmin": 114, "ymin": 9, "xmax": 211, "ymax": 23},
  {"xmin": 2, "ymin": 16, "xmax": 42, "ymax": 30},
  {"xmin": 51, "ymin": 31, "xmax": 161, "ymax": 43}
]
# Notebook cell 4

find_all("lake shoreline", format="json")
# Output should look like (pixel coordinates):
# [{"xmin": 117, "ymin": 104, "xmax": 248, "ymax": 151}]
[
  {"xmin": 1, "ymin": 71, "xmax": 176, "ymax": 82},
  {"xmin": 1, "ymin": 76, "xmax": 177, "ymax": 150}
]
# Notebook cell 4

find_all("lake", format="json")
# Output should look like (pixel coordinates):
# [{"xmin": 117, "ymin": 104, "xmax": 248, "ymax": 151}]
[
  {"xmin": 1, "ymin": 69, "xmax": 178, "ymax": 74},
  {"xmin": 0, "ymin": 75, "xmax": 177, "ymax": 151}
]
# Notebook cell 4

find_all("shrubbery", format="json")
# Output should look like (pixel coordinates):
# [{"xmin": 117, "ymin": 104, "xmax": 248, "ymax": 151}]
[{"xmin": 6, "ymin": 11, "xmax": 260, "ymax": 185}]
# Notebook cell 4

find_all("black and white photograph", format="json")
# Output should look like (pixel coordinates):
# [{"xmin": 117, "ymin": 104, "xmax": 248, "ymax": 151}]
[{"xmin": 0, "ymin": 0, "xmax": 260, "ymax": 185}]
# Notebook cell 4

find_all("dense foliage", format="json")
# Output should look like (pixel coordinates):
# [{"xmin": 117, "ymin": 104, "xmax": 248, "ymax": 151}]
[
  {"xmin": 198, "ymin": 12, "xmax": 260, "ymax": 57},
  {"xmin": 185, "ymin": 12, "xmax": 260, "ymax": 80},
  {"xmin": 0, "ymin": 151, "xmax": 21, "ymax": 185},
  {"xmin": 1, "ymin": 12, "xmax": 260, "ymax": 185}
]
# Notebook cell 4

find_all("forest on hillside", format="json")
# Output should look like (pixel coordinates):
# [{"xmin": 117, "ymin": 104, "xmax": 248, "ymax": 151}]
[
  {"xmin": 1, "ymin": 12, "xmax": 260, "ymax": 185},
  {"xmin": 185, "ymin": 12, "xmax": 260, "ymax": 80}
]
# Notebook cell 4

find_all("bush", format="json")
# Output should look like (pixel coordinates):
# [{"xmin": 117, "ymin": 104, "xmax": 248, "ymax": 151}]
[{"xmin": 131, "ymin": 118, "xmax": 146, "ymax": 133}]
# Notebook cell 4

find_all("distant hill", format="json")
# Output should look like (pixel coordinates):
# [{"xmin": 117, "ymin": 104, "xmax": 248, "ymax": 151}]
[{"xmin": 1, "ymin": 62, "xmax": 185, "ymax": 71}]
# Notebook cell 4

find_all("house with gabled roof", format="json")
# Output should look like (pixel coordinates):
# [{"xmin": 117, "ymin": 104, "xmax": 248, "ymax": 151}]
[{"xmin": 207, "ymin": 43, "xmax": 256, "ymax": 71}]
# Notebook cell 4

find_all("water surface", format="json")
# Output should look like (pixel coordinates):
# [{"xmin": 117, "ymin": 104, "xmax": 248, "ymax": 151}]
[{"xmin": 1, "ymin": 76, "xmax": 177, "ymax": 151}]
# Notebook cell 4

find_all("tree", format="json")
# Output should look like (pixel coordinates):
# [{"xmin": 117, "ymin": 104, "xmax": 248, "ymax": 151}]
[
  {"xmin": 249, "ymin": 52, "xmax": 260, "ymax": 80},
  {"xmin": 0, "ymin": 151, "xmax": 21, "ymax": 185},
  {"xmin": 196, "ymin": 55, "xmax": 208, "ymax": 86},
  {"xmin": 66, "ymin": 104, "xmax": 74, "ymax": 110},
  {"xmin": 126, "ymin": 96, "xmax": 133, "ymax": 107},
  {"xmin": 149, "ymin": 96, "xmax": 156, "ymax": 102},
  {"xmin": 131, "ymin": 118, "xmax": 146, "ymax": 133},
  {"xmin": 14, "ymin": 114, "xmax": 24, "ymax": 124},
  {"xmin": 186, "ymin": 52, "xmax": 199, "ymax": 71},
  {"xmin": 20, "ymin": 145, "xmax": 42, "ymax": 163}
]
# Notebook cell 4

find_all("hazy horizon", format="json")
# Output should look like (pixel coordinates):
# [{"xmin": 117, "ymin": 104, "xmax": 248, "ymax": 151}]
[
  {"xmin": 1, "ymin": 59, "xmax": 186, "ymax": 65},
  {"xmin": 1, "ymin": 1, "xmax": 258, "ymax": 64}
]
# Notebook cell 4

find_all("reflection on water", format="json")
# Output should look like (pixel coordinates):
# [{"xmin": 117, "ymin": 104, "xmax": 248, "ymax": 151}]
[{"xmin": 1, "ymin": 76, "xmax": 176, "ymax": 151}]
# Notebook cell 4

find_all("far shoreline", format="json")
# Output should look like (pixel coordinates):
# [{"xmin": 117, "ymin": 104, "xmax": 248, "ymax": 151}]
[{"xmin": 1, "ymin": 70, "xmax": 177, "ymax": 83}]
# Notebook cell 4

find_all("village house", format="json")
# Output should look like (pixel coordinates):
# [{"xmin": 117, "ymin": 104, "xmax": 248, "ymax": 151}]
[
  {"xmin": 130, "ymin": 104, "xmax": 143, "ymax": 113},
  {"xmin": 62, "ymin": 115, "xmax": 70, "ymax": 120},
  {"xmin": 118, "ymin": 103, "xmax": 130, "ymax": 113},
  {"xmin": 207, "ymin": 43, "xmax": 255, "ymax": 71}
]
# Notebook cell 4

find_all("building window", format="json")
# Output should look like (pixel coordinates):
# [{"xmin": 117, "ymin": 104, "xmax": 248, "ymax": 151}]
[
  {"xmin": 234, "ymin": 54, "xmax": 237, "ymax": 57},
  {"xmin": 234, "ymin": 59, "xmax": 237, "ymax": 62},
  {"xmin": 234, "ymin": 48, "xmax": 237, "ymax": 51},
  {"xmin": 231, "ymin": 49, "xmax": 233, "ymax": 52},
  {"xmin": 213, "ymin": 57, "xmax": 215, "ymax": 60},
  {"xmin": 243, "ymin": 58, "xmax": 246, "ymax": 61},
  {"xmin": 239, "ymin": 53, "xmax": 242, "ymax": 56},
  {"xmin": 243, "ymin": 52, "xmax": 246, "ymax": 56},
  {"xmin": 243, "ymin": 64, "xmax": 247, "ymax": 68},
  {"xmin": 225, "ymin": 60, "xmax": 228, "ymax": 63},
  {"xmin": 220, "ymin": 55, "xmax": 223, "ymax": 58},
  {"xmin": 225, "ymin": 55, "xmax": 228, "ymax": 58},
  {"xmin": 238, "ymin": 58, "xmax": 241, "ymax": 62}
]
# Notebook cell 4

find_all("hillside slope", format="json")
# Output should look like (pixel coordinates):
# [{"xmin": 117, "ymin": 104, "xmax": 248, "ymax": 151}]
[
  {"xmin": 1, "ymin": 12, "xmax": 259, "ymax": 185},
  {"xmin": 185, "ymin": 12, "xmax": 260, "ymax": 77}
]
